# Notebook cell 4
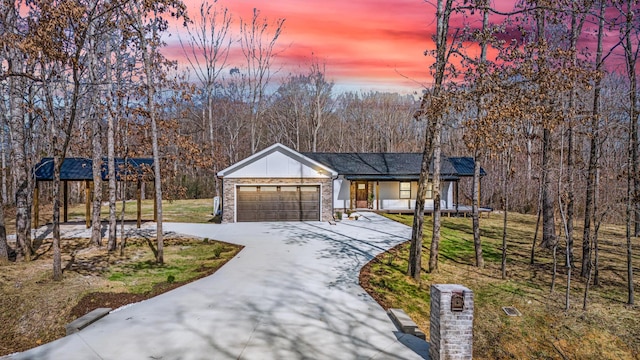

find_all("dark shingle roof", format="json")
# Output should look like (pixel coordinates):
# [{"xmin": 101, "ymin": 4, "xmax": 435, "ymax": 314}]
[
  {"xmin": 35, "ymin": 157, "xmax": 154, "ymax": 181},
  {"xmin": 302, "ymin": 152, "xmax": 465, "ymax": 180},
  {"xmin": 449, "ymin": 157, "xmax": 487, "ymax": 176}
]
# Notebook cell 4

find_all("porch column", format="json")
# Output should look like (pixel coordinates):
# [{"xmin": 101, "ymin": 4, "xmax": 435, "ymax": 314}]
[
  {"xmin": 349, "ymin": 181, "xmax": 355, "ymax": 210},
  {"xmin": 376, "ymin": 181, "xmax": 380, "ymax": 210},
  {"xmin": 455, "ymin": 181, "xmax": 459, "ymax": 215}
]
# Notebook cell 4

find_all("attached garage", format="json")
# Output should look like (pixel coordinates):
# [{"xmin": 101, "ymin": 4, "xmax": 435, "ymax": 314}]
[
  {"xmin": 217, "ymin": 143, "xmax": 337, "ymax": 223},
  {"xmin": 236, "ymin": 185, "xmax": 320, "ymax": 222}
]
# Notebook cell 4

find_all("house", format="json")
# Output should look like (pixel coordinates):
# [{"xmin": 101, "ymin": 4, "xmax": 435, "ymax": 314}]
[{"xmin": 217, "ymin": 143, "xmax": 485, "ymax": 223}]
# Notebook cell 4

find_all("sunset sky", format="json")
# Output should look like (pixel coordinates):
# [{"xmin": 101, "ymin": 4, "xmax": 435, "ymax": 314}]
[
  {"xmin": 162, "ymin": 0, "xmax": 628, "ymax": 94},
  {"xmin": 162, "ymin": 0, "xmax": 449, "ymax": 94}
]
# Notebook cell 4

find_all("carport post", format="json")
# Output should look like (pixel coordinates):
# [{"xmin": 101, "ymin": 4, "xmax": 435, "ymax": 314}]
[
  {"xmin": 34, "ymin": 182, "xmax": 39, "ymax": 228},
  {"xmin": 137, "ymin": 179, "xmax": 142, "ymax": 228},
  {"xmin": 63, "ymin": 180, "xmax": 68, "ymax": 223},
  {"xmin": 85, "ymin": 180, "xmax": 91, "ymax": 228}
]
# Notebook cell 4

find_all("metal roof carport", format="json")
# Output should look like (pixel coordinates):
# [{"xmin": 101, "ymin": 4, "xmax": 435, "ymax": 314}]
[{"xmin": 33, "ymin": 157, "xmax": 154, "ymax": 228}]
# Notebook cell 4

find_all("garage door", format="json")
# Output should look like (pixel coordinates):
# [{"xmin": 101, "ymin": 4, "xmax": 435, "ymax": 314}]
[{"xmin": 236, "ymin": 185, "xmax": 320, "ymax": 222}]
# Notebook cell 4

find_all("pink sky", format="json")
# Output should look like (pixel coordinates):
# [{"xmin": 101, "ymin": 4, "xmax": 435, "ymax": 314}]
[
  {"xmin": 162, "ymin": 0, "xmax": 445, "ymax": 94},
  {"xmin": 163, "ymin": 0, "xmax": 628, "ymax": 94}
]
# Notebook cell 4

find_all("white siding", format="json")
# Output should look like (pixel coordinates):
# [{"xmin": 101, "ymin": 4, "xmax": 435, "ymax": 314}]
[
  {"xmin": 225, "ymin": 150, "xmax": 331, "ymax": 179},
  {"xmin": 333, "ymin": 178, "xmax": 352, "ymax": 210},
  {"xmin": 372, "ymin": 180, "xmax": 455, "ymax": 210}
]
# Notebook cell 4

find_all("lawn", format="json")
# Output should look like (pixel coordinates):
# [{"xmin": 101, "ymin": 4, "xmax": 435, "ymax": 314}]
[
  {"xmin": 4, "ymin": 198, "xmax": 217, "ymax": 234},
  {"xmin": 0, "ymin": 231, "xmax": 240, "ymax": 356},
  {"xmin": 360, "ymin": 212, "xmax": 640, "ymax": 359}
]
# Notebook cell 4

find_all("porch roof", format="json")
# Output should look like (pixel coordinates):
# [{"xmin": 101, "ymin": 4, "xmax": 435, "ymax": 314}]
[
  {"xmin": 302, "ymin": 152, "xmax": 465, "ymax": 180},
  {"xmin": 449, "ymin": 157, "xmax": 487, "ymax": 176}
]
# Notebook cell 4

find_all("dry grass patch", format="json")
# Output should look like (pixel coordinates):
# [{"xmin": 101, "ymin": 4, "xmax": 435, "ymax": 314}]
[
  {"xmin": 360, "ymin": 212, "xmax": 639, "ymax": 359},
  {"xmin": 0, "ymin": 235, "xmax": 240, "ymax": 356}
]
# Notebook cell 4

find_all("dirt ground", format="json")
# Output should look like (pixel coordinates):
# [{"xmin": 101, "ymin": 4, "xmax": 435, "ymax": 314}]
[{"xmin": 0, "ymin": 235, "xmax": 238, "ymax": 356}]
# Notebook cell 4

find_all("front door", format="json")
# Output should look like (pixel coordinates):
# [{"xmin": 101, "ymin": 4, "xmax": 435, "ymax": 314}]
[{"xmin": 355, "ymin": 181, "xmax": 368, "ymax": 208}]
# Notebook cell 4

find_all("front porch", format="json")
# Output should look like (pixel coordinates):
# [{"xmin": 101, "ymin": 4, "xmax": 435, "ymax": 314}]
[
  {"xmin": 335, "ymin": 178, "xmax": 463, "ymax": 212},
  {"xmin": 374, "ymin": 205, "xmax": 492, "ymax": 217}
]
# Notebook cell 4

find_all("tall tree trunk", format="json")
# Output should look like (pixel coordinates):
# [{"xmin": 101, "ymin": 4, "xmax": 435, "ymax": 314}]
[
  {"xmin": 472, "ymin": 3, "xmax": 489, "ymax": 270},
  {"xmin": 540, "ymin": 128, "xmax": 557, "ymax": 248},
  {"xmin": 106, "ymin": 40, "xmax": 117, "ymax": 252},
  {"xmin": 8, "ymin": 75, "xmax": 32, "ymax": 261},
  {"xmin": 4, "ymin": 0, "xmax": 30, "ymax": 262},
  {"xmin": 531, "ymin": 176, "xmax": 543, "ymax": 264},
  {"xmin": 408, "ymin": 0, "xmax": 453, "ymax": 280},
  {"xmin": 90, "ymin": 118, "xmax": 103, "ymax": 247},
  {"xmin": 408, "ymin": 118, "xmax": 435, "ymax": 280},
  {"xmin": 429, "ymin": 125, "xmax": 443, "ymax": 272},
  {"xmin": 623, "ymin": 0, "xmax": 636, "ymax": 305},
  {"xmin": 472, "ymin": 148, "xmax": 484, "ymax": 268},
  {"xmin": 627, "ymin": 129, "xmax": 635, "ymax": 305},
  {"xmin": 564, "ymin": 0, "xmax": 588, "ymax": 270},
  {"xmin": 136, "ymin": 9, "xmax": 164, "ymax": 264},
  {"xmin": 558, "ymin": 126, "xmax": 571, "ymax": 310},
  {"xmin": 1, "ymin": 124, "xmax": 7, "ymax": 205},
  {"xmin": 52, "ymin": 154, "xmax": 63, "ymax": 281},
  {"xmin": 501, "ymin": 148, "xmax": 511, "ymax": 280},
  {"xmin": 89, "ymin": 30, "xmax": 103, "ymax": 247},
  {"xmin": 583, "ymin": 0, "xmax": 605, "ymax": 278},
  {"xmin": 0, "ymin": 203, "xmax": 8, "ymax": 264}
]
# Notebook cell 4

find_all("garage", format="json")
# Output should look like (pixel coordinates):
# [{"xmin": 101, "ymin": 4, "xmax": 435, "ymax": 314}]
[
  {"xmin": 236, "ymin": 185, "xmax": 320, "ymax": 222},
  {"xmin": 217, "ymin": 143, "xmax": 336, "ymax": 223}
]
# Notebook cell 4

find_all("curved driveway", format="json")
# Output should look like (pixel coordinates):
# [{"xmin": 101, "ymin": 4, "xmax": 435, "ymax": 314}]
[{"xmin": 8, "ymin": 213, "xmax": 429, "ymax": 360}]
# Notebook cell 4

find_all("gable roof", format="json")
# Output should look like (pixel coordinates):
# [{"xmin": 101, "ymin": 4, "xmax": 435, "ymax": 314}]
[
  {"xmin": 217, "ymin": 143, "xmax": 338, "ymax": 177},
  {"xmin": 302, "ymin": 152, "xmax": 464, "ymax": 181},
  {"xmin": 35, "ymin": 157, "xmax": 154, "ymax": 181}
]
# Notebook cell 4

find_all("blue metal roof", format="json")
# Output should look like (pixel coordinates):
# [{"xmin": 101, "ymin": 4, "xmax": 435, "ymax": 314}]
[{"xmin": 35, "ymin": 157, "xmax": 154, "ymax": 181}]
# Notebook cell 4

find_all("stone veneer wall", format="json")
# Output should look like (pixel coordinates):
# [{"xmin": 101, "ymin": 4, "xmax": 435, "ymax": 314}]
[
  {"xmin": 430, "ymin": 284, "xmax": 474, "ymax": 360},
  {"xmin": 221, "ymin": 177, "xmax": 333, "ymax": 223}
]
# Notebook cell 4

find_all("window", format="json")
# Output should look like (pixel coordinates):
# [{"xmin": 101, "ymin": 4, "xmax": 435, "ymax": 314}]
[
  {"xmin": 426, "ymin": 182, "xmax": 433, "ymax": 199},
  {"xmin": 399, "ymin": 182, "xmax": 411, "ymax": 199},
  {"xmin": 239, "ymin": 186, "xmax": 258, "ymax": 192}
]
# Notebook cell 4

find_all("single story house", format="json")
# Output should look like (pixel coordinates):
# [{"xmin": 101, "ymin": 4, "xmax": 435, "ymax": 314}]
[{"xmin": 217, "ymin": 143, "xmax": 485, "ymax": 223}]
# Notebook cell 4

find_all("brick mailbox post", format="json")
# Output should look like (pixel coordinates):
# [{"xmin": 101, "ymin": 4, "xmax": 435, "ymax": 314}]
[{"xmin": 429, "ymin": 284, "xmax": 474, "ymax": 360}]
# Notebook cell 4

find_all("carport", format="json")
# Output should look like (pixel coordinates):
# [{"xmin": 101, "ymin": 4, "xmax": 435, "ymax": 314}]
[{"xmin": 33, "ymin": 157, "xmax": 155, "ymax": 228}]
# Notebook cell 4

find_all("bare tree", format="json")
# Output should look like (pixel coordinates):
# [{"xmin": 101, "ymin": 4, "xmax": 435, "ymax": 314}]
[
  {"xmin": 129, "ymin": 0, "xmax": 187, "ymax": 264},
  {"xmin": 89, "ymin": 22, "xmax": 103, "ymax": 247},
  {"xmin": 0, "ymin": 202, "xmax": 7, "ymax": 264},
  {"xmin": 409, "ymin": 0, "xmax": 455, "ymax": 279},
  {"xmin": 239, "ymin": 8, "xmax": 285, "ymax": 154},
  {"xmin": 582, "ymin": 0, "xmax": 606, "ymax": 279},
  {"xmin": 180, "ymin": 0, "xmax": 232, "ymax": 195}
]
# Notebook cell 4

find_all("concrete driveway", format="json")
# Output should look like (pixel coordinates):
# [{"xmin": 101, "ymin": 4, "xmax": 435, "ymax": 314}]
[{"xmin": 7, "ymin": 212, "xmax": 429, "ymax": 360}]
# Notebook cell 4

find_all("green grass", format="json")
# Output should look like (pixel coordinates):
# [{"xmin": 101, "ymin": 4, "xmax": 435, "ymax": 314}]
[
  {"xmin": 363, "ymin": 212, "xmax": 640, "ymax": 359},
  {"xmin": 29, "ymin": 199, "xmax": 218, "ymax": 228},
  {"xmin": 107, "ymin": 240, "xmax": 237, "ymax": 294}
]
